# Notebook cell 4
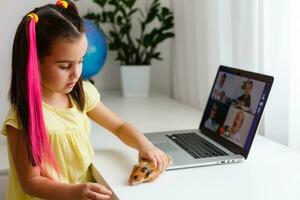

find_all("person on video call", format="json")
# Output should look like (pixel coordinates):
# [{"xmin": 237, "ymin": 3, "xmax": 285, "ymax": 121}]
[
  {"xmin": 225, "ymin": 111, "xmax": 245, "ymax": 144},
  {"xmin": 212, "ymin": 73, "xmax": 227, "ymax": 102},
  {"xmin": 236, "ymin": 79, "xmax": 253, "ymax": 112},
  {"xmin": 204, "ymin": 103, "xmax": 219, "ymax": 132}
]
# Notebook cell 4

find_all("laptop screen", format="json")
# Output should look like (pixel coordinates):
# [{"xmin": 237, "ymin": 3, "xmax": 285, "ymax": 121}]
[{"xmin": 200, "ymin": 66, "xmax": 273, "ymax": 158}]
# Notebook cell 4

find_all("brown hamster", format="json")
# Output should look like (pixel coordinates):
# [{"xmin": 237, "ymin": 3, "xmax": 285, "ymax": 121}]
[{"xmin": 128, "ymin": 156, "xmax": 173, "ymax": 186}]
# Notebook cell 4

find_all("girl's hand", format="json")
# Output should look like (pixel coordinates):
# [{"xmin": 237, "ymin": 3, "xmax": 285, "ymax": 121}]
[
  {"xmin": 138, "ymin": 144, "xmax": 169, "ymax": 172},
  {"xmin": 72, "ymin": 182, "xmax": 112, "ymax": 200}
]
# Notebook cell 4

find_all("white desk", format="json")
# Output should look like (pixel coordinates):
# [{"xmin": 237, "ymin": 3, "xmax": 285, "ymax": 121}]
[
  {"xmin": 91, "ymin": 91, "xmax": 300, "ymax": 200},
  {"xmin": 0, "ymin": 91, "xmax": 299, "ymax": 200}
]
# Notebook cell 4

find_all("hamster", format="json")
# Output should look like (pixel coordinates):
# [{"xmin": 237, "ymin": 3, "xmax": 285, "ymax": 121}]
[{"xmin": 128, "ymin": 156, "xmax": 173, "ymax": 186}]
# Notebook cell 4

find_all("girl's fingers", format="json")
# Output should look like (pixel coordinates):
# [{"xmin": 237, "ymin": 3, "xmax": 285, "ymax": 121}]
[
  {"xmin": 148, "ymin": 153, "xmax": 158, "ymax": 168},
  {"xmin": 155, "ymin": 154, "xmax": 164, "ymax": 172},
  {"xmin": 89, "ymin": 183, "xmax": 112, "ymax": 196},
  {"xmin": 161, "ymin": 153, "xmax": 168, "ymax": 171},
  {"xmin": 154, "ymin": 154, "xmax": 160, "ymax": 171},
  {"xmin": 162, "ymin": 153, "xmax": 169, "ymax": 170},
  {"xmin": 87, "ymin": 190, "xmax": 111, "ymax": 200},
  {"xmin": 140, "ymin": 147, "xmax": 170, "ymax": 171},
  {"xmin": 155, "ymin": 150, "xmax": 168, "ymax": 171}
]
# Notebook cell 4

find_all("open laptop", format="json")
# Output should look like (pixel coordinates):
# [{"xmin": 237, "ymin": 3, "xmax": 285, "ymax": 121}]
[{"xmin": 145, "ymin": 65, "xmax": 273, "ymax": 169}]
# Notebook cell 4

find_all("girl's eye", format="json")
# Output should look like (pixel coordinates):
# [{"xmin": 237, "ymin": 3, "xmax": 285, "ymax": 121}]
[{"xmin": 59, "ymin": 65, "xmax": 71, "ymax": 70}]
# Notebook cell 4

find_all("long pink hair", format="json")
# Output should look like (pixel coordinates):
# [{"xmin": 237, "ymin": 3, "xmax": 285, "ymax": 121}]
[{"xmin": 27, "ymin": 19, "xmax": 59, "ymax": 173}]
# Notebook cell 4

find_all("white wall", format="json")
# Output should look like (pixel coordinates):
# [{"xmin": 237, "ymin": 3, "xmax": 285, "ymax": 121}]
[
  {"xmin": 262, "ymin": 0, "xmax": 289, "ymax": 146},
  {"xmin": 0, "ymin": 0, "xmax": 48, "ymax": 143},
  {"xmin": 0, "ymin": 0, "xmax": 173, "ymax": 140}
]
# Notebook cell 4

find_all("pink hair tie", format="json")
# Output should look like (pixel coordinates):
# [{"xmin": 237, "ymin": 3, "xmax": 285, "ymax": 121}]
[{"xmin": 56, "ymin": 0, "xmax": 68, "ymax": 8}]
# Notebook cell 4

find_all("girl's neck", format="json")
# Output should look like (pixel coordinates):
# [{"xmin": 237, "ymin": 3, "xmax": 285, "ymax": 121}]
[{"xmin": 42, "ymin": 87, "xmax": 72, "ymax": 109}]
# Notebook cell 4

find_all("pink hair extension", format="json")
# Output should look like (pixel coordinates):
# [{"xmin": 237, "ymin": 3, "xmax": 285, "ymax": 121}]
[{"xmin": 27, "ymin": 19, "xmax": 59, "ymax": 174}]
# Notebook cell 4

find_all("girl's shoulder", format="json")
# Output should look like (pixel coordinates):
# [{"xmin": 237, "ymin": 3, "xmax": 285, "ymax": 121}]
[
  {"xmin": 82, "ymin": 81, "xmax": 101, "ymax": 112},
  {"xmin": 1, "ymin": 106, "xmax": 22, "ymax": 136},
  {"xmin": 82, "ymin": 80, "xmax": 101, "ymax": 97}
]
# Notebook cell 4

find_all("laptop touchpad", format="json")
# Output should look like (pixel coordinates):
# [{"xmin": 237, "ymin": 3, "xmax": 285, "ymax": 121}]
[{"xmin": 154, "ymin": 143, "xmax": 178, "ymax": 152}]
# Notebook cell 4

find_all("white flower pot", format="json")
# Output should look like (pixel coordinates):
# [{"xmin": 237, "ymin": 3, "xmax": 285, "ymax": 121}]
[{"xmin": 121, "ymin": 65, "xmax": 151, "ymax": 97}]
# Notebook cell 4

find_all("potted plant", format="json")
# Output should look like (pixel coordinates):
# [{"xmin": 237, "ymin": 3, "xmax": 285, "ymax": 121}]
[{"xmin": 83, "ymin": 0, "xmax": 175, "ymax": 97}]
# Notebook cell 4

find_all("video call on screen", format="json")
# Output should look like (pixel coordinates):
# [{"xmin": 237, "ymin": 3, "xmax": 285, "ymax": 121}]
[{"xmin": 203, "ymin": 70, "xmax": 266, "ymax": 148}]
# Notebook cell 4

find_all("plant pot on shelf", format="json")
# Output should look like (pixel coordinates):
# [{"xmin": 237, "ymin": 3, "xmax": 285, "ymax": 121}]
[{"xmin": 121, "ymin": 65, "xmax": 151, "ymax": 97}]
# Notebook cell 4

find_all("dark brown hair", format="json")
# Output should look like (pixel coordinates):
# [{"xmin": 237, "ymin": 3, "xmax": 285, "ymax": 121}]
[
  {"xmin": 10, "ymin": 0, "xmax": 85, "ymax": 166},
  {"xmin": 241, "ymin": 79, "xmax": 253, "ymax": 90}
]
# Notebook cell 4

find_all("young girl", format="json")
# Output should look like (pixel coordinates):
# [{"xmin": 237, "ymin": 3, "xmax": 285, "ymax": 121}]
[
  {"xmin": 1, "ymin": 1, "xmax": 169, "ymax": 199},
  {"xmin": 236, "ymin": 79, "xmax": 253, "ymax": 112}
]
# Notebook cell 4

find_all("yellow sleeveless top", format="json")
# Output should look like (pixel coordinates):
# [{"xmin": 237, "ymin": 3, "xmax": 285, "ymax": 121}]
[{"xmin": 1, "ymin": 81, "xmax": 100, "ymax": 200}]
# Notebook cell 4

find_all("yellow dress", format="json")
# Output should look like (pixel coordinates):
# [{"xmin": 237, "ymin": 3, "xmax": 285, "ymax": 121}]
[{"xmin": 1, "ymin": 81, "xmax": 100, "ymax": 200}]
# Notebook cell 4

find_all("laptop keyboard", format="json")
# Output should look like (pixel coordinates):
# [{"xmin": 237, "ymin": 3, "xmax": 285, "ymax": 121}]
[{"xmin": 167, "ymin": 132, "xmax": 228, "ymax": 159}]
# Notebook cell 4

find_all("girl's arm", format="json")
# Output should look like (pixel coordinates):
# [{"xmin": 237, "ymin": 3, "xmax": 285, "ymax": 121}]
[
  {"xmin": 87, "ymin": 101, "xmax": 169, "ymax": 171},
  {"xmin": 6, "ymin": 126, "xmax": 111, "ymax": 200}
]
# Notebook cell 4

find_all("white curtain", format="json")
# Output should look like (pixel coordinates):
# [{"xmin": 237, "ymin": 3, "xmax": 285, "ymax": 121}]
[{"xmin": 172, "ymin": 0, "xmax": 300, "ymax": 151}]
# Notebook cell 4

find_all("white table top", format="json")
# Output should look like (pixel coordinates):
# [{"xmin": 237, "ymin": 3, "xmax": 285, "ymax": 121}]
[
  {"xmin": 1, "ymin": 91, "xmax": 299, "ymax": 200},
  {"xmin": 90, "ymin": 91, "xmax": 300, "ymax": 200}
]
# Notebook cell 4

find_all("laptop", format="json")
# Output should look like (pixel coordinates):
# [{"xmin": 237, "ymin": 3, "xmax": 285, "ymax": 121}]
[{"xmin": 144, "ymin": 65, "xmax": 273, "ymax": 169}]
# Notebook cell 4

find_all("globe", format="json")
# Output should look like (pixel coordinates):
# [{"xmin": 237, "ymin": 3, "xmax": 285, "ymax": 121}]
[{"xmin": 82, "ymin": 19, "xmax": 107, "ymax": 79}]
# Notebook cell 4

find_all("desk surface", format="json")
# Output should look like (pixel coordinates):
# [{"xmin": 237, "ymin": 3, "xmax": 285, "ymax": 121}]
[
  {"xmin": 0, "ymin": 91, "xmax": 299, "ymax": 199},
  {"xmin": 91, "ymin": 91, "xmax": 300, "ymax": 200}
]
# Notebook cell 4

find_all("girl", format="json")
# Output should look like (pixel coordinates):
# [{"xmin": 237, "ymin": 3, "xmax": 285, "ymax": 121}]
[
  {"xmin": 236, "ymin": 79, "xmax": 253, "ymax": 112},
  {"xmin": 224, "ymin": 111, "xmax": 244, "ymax": 144},
  {"xmin": 1, "ymin": 1, "xmax": 169, "ymax": 199}
]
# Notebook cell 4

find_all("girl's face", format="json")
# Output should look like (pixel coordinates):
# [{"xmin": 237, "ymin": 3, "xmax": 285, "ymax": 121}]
[
  {"xmin": 244, "ymin": 82, "xmax": 253, "ymax": 96},
  {"xmin": 232, "ymin": 111, "xmax": 244, "ymax": 133},
  {"xmin": 210, "ymin": 107, "xmax": 217, "ymax": 119},
  {"xmin": 40, "ymin": 33, "xmax": 88, "ymax": 95},
  {"xmin": 219, "ymin": 76, "xmax": 226, "ymax": 86}
]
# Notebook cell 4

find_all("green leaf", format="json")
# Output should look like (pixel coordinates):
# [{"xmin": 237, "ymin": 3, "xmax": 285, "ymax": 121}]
[
  {"xmin": 84, "ymin": 13, "xmax": 99, "ymax": 20},
  {"xmin": 145, "ymin": 8, "xmax": 157, "ymax": 24},
  {"xmin": 160, "ymin": 16, "xmax": 174, "ymax": 31},
  {"xmin": 144, "ymin": 0, "xmax": 160, "ymax": 24},
  {"xmin": 164, "ymin": 16, "xmax": 174, "ymax": 24},
  {"xmin": 109, "ymin": 31, "xmax": 121, "ymax": 40},
  {"xmin": 123, "ymin": 0, "xmax": 136, "ymax": 8},
  {"xmin": 136, "ymin": 38, "xmax": 142, "ymax": 45},
  {"xmin": 106, "ymin": 11, "xmax": 115, "ymax": 23},
  {"xmin": 150, "ymin": 0, "xmax": 160, "ymax": 9},
  {"xmin": 120, "ymin": 24, "xmax": 131, "ymax": 35},
  {"xmin": 93, "ymin": 0, "xmax": 108, "ymax": 7},
  {"xmin": 108, "ymin": 0, "xmax": 118, "ymax": 6},
  {"xmin": 128, "ymin": 8, "xmax": 139, "ymax": 17},
  {"xmin": 119, "ymin": 5, "xmax": 128, "ymax": 19},
  {"xmin": 160, "ymin": 22, "xmax": 174, "ymax": 31},
  {"xmin": 102, "ymin": 12, "xmax": 107, "ymax": 23},
  {"xmin": 109, "ymin": 42, "xmax": 121, "ymax": 50},
  {"xmin": 153, "ymin": 32, "xmax": 175, "ymax": 46},
  {"xmin": 141, "ymin": 21, "xmax": 146, "ymax": 31},
  {"xmin": 161, "ymin": 7, "xmax": 170, "ymax": 17},
  {"xmin": 115, "ymin": 51, "xmax": 125, "ymax": 63},
  {"xmin": 148, "ymin": 28, "xmax": 159, "ymax": 41},
  {"xmin": 117, "ymin": 15, "xmax": 123, "ymax": 24},
  {"xmin": 143, "ymin": 28, "xmax": 159, "ymax": 47},
  {"xmin": 152, "ymin": 52, "xmax": 162, "ymax": 60},
  {"xmin": 120, "ymin": 42, "xmax": 132, "ymax": 64}
]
